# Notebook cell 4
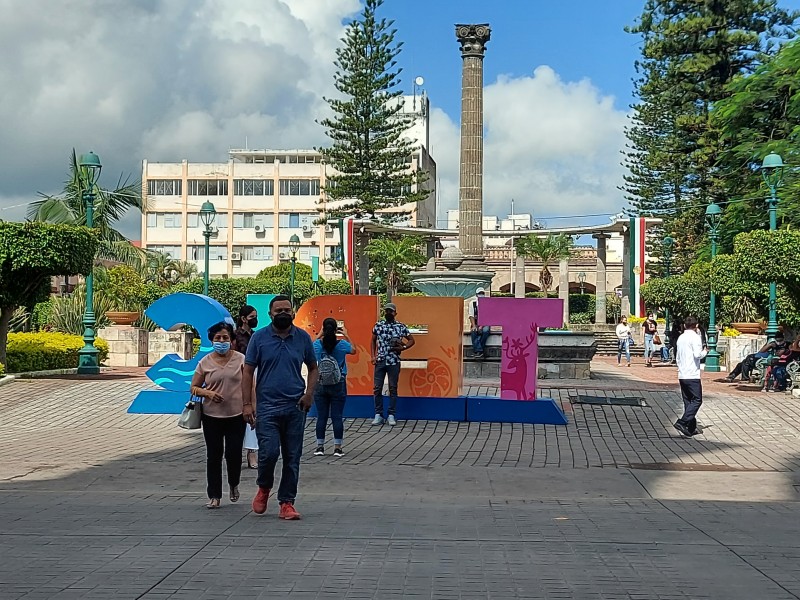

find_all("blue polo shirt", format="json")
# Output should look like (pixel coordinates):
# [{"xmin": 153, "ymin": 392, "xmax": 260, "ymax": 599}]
[{"xmin": 245, "ymin": 324, "xmax": 316, "ymax": 416}]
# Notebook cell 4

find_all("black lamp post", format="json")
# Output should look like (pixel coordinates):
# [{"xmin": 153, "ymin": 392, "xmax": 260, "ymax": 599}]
[
  {"xmin": 578, "ymin": 271, "xmax": 586, "ymax": 295},
  {"xmin": 76, "ymin": 151, "xmax": 102, "ymax": 375},
  {"xmin": 199, "ymin": 201, "xmax": 217, "ymax": 296},
  {"xmin": 760, "ymin": 152, "xmax": 784, "ymax": 341},
  {"xmin": 289, "ymin": 234, "xmax": 301, "ymax": 307}
]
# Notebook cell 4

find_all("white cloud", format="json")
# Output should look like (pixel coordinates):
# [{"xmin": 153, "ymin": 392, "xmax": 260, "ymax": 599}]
[
  {"xmin": 431, "ymin": 65, "xmax": 628, "ymax": 226},
  {"xmin": 0, "ymin": 1, "xmax": 626, "ymax": 239}
]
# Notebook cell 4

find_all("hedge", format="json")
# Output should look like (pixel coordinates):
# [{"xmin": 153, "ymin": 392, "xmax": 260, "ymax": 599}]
[
  {"xmin": 5, "ymin": 332, "xmax": 109, "ymax": 373},
  {"xmin": 0, "ymin": 362, "xmax": 4, "ymax": 377}
]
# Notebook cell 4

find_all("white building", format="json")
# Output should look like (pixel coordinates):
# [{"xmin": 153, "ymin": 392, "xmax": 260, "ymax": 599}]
[{"xmin": 140, "ymin": 95, "xmax": 436, "ymax": 278}]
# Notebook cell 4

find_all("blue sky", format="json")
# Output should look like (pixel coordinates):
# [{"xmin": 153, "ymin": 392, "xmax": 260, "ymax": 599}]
[{"xmin": 1, "ymin": 0, "xmax": 799, "ymax": 236}]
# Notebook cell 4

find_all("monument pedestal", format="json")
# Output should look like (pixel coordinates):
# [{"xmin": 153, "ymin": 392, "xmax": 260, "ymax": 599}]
[{"xmin": 98, "ymin": 326, "xmax": 148, "ymax": 367}]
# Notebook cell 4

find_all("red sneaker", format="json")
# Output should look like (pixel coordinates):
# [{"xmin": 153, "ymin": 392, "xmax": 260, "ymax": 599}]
[
  {"xmin": 252, "ymin": 487, "xmax": 270, "ymax": 514},
  {"xmin": 279, "ymin": 502, "xmax": 302, "ymax": 520}
]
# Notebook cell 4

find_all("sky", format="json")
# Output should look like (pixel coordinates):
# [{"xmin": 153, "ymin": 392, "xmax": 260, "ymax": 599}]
[{"xmin": 1, "ymin": 0, "xmax": 799, "ymax": 238}]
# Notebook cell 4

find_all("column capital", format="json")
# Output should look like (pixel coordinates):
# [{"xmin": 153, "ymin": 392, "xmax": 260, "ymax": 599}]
[
  {"xmin": 455, "ymin": 23, "xmax": 491, "ymax": 58},
  {"xmin": 592, "ymin": 232, "xmax": 611, "ymax": 240}
]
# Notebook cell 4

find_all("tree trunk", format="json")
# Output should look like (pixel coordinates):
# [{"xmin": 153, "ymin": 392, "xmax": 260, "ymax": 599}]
[
  {"xmin": 387, "ymin": 268, "xmax": 395, "ymax": 302},
  {"xmin": 0, "ymin": 305, "xmax": 13, "ymax": 368}
]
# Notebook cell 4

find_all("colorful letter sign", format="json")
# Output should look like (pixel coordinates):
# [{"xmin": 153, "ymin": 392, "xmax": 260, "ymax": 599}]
[{"xmin": 478, "ymin": 297, "xmax": 563, "ymax": 401}]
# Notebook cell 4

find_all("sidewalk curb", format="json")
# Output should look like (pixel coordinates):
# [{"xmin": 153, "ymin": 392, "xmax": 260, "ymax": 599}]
[
  {"xmin": 8, "ymin": 367, "xmax": 113, "ymax": 379},
  {"xmin": 0, "ymin": 375, "xmax": 16, "ymax": 388}
]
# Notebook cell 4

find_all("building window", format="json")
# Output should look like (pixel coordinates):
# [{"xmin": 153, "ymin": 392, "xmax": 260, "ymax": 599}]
[
  {"xmin": 233, "ymin": 213, "xmax": 274, "ymax": 228},
  {"xmin": 189, "ymin": 246, "xmax": 228, "ymax": 261},
  {"xmin": 215, "ymin": 213, "xmax": 229, "ymax": 228},
  {"xmin": 232, "ymin": 245, "xmax": 274, "ymax": 261},
  {"xmin": 279, "ymin": 179, "xmax": 321, "ymax": 196},
  {"xmin": 146, "ymin": 213, "xmax": 157, "ymax": 228},
  {"xmin": 278, "ymin": 213, "xmax": 301, "ymax": 228},
  {"xmin": 163, "ymin": 213, "xmax": 182, "ymax": 228},
  {"xmin": 188, "ymin": 179, "xmax": 228, "ymax": 196},
  {"xmin": 187, "ymin": 213, "xmax": 199, "ymax": 228},
  {"xmin": 147, "ymin": 179, "xmax": 181, "ymax": 196},
  {"xmin": 234, "ymin": 179, "xmax": 274, "ymax": 196},
  {"xmin": 147, "ymin": 245, "xmax": 182, "ymax": 260}
]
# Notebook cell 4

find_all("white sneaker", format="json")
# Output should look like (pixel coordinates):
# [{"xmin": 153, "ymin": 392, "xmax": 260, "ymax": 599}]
[
  {"xmin": 371, "ymin": 414, "xmax": 384, "ymax": 426},
  {"xmin": 387, "ymin": 415, "xmax": 397, "ymax": 426}
]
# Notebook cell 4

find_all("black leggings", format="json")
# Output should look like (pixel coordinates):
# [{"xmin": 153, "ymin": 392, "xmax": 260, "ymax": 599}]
[{"xmin": 201, "ymin": 414, "xmax": 246, "ymax": 499}]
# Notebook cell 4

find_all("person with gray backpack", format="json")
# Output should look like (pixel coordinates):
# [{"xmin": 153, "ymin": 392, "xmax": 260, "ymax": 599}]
[{"xmin": 312, "ymin": 318, "xmax": 356, "ymax": 457}]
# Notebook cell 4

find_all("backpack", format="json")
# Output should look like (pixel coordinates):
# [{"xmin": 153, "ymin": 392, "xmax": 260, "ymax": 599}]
[{"xmin": 318, "ymin": 345, "xmax": 342, "ymax": 386}]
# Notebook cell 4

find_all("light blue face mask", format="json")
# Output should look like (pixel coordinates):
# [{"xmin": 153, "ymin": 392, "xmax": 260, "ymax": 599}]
[{"xmin": 213, "ymin": 341, "xmax": 230, "ymax": 355}]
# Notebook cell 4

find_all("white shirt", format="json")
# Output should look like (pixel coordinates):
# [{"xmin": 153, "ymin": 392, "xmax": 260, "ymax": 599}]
[
  {"xmin": 676, "ymin": 328, "xmax": 707, "ymax": 380},
  {"xmin": 616, "ymin": 323, "xmax": 631, "ymax": 340}
]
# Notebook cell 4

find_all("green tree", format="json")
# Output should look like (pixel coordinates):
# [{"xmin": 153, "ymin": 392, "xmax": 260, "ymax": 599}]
[
  {"xmin": 713, "ymin": 39, "xmax": 800, "ymax": 251},
  {"xmin": 625, "ymin": 0, "xmax": 796, "ymax": 267},
  {"xmin": 27, "ymin": 149, "xmax": 146, "ymax": 266},
  {"xmin": 364, "ymin": 235, "xmax": 426, "ymax": 300},
  {"xmin": 514, "ymin": 233, "xmax": 573, "ymax": 292},
  {"xmin": 319, "ymin": 0, "xmax": 428, "ymax": 222},
  {"xmin": 0, "ymin": 222, "xmax": 98, "ymax": 365}
]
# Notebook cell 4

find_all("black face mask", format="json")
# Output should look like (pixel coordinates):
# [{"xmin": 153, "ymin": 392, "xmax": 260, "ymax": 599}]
[
  {"xmin": 247, "ymin": 317, "xmax": 258, "ymax": 329},
  {"xmin": 273, "ymin": 313, "xmax": 293, "ymax": 330}
]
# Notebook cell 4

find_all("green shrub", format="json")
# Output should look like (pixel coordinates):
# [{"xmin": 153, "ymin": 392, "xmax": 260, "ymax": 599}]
[
  {"xmin": 569, "ymin": 312, "xmax": 593, "ymax": 324},
  {"xmin": 568, "ymin": 294, "xmax": 595, "ymax": 316},
  {"xmin": 32, "ymin": 300, "xmax": 53, "ymax": 330},
  {"xmin": 256, "ymin": 263, "xmax": 313, "ymax": 281},
  {"xmin": 0, "ymin": 362, "xmax": 5, "ymax": 377},
  {"xmin": 5, "ymin": 332, "xmax": 109, "ymax": 373},
  {"xmin": 321, "ymin": 278, "xmax": 353, "ymax": 295}
]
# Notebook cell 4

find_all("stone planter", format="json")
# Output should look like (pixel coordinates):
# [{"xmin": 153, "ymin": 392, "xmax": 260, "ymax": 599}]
[{"xmin": 106, "ymin": 311, "xmax": 141, "ymax": 326}]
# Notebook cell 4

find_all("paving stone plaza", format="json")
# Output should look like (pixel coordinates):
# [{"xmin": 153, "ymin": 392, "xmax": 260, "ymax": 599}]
[{"xmin": 1, "ymin": 358, "xmax": 800, "ymax": 599}]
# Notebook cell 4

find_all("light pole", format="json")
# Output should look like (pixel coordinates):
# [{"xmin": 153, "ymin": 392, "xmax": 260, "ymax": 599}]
[
  {"xmin": 761, "ymin": 152, "xmax": 784, "ymax": 341},
  {"xmin": 705, "ymin": 203, "xmax": 722, "ymax": 372},
  {"xmin": 578, "ymin": 271, "xmax": 586, "ymax": 295},
  {"xmin": 199, "ymin": 201, "xmax": 216, "ymax": 296},
  {"xmin": 662, "ymin": 236, "xmax": 674, "ymax": 336},
  {"xmin": 289, "ymin": 234, "xmax": 301, "ymax": 307},
  {"xmin": 77, "ymin": 152, "xmax": 102, "ymax": 375}
]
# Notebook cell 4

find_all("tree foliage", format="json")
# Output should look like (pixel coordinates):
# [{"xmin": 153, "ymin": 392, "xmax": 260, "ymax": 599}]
[
  {"xmin": 27, "ymin": 149, "xmax": 146, "ymax": 266},
  {"xmin": 513, "ymin": 233, "xmax": 573, "ymax": 292},
  {"xmin": 0, "ymin": 222, "xmax": 98, "ymax": 364},
  {"xmin": 624, "ymin": 0, "xmax": 797, "ymax": 269},
  {"xmin": 319, "ymin": 0, "xmax": 427, "ymax": 221},
  {"xmin": 364, "ymin": 235, "xmax": 426, "ymax": 299}
]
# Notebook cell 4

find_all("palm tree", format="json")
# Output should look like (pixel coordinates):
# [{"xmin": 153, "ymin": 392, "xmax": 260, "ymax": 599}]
[
  {"xmin": 514, "ymin": 233, "xmax": 573, "ymax": 293},
  {"xmin": 27, "ymin": 149, "xmax": 146, "ymax": 266},
  {"xmin": 365, "ymin": 235, "xmax": 426, "ymax": 300}
]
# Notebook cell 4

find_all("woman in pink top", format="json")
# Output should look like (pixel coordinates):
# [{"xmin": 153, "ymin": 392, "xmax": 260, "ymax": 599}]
[{"xmin": 190, "ymin": 321, "xmax": 246, "ymax": 509}]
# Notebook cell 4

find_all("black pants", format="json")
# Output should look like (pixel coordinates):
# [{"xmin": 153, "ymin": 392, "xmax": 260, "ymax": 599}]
[
  {"xmin": 677, "ymin": 379, "xmax": 703, "ymax": 434},
  {"xmin": 373, "ymin": 361, "xmax": 401, "ymax": 416},
  {"xmin": 201, "ymin": 413, "xmax": 246, "ymax": 499}
]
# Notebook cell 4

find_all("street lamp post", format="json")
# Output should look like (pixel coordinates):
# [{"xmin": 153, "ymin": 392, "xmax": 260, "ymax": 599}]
[
  {"xmin": 289, "ymin": 234, "xmax": 301, "ymax": 307},
  {"xmin": 578, "ymin": 271, "xmax": 586, "ymax": 295},
  {"xmin": 705, "ymin": 203, "xmax": 723, "ymax": 372},
  {"xmin": 199, "ymin": 201, "xmax": 217, "ymax": 296},
  {"xmin": 662, "ymin": 236, "xmax": 674, "ymax": 338},
  {"xmin": 761, "ymin": 152, "xmax": 784, "ymax": 341},
  {"xmin": 77, "ymin": 152, "xmax": 102, "ymax": 375}
]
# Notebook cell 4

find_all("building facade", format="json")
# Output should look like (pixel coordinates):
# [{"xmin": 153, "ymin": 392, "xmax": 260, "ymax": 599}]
[{"xmin": 141, "ymin": 95, "xmax": 436, "ymax": 278}]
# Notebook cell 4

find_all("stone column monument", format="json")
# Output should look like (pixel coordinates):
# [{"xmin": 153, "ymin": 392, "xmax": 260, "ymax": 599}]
[
  {"xmin": 593, "ymin": 233, "xmax": 610, "ymax": 324},
  {"xmin": 455, "ymin": 23, "xmax": 490, "ymax": 267}
]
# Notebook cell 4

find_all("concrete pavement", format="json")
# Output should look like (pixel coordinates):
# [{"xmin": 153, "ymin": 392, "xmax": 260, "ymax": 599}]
[{"xmin": 1, "ymin": 362, "xmax": 799, "ymax": 599}]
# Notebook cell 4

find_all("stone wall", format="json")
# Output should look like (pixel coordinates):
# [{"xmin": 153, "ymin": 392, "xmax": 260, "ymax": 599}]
[
  {"xmin": 148, "ymin": 330, "xmax": 194, "ymax": 364},
  {"xmin": 98, "ymin": 326, "xmax": 148, "ymax": 367}
]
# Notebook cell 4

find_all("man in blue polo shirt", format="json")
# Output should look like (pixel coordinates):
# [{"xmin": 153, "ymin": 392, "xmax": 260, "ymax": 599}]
[{"xmin": 242, "ymin": 295, "xmax": 318, "ymax": 520}]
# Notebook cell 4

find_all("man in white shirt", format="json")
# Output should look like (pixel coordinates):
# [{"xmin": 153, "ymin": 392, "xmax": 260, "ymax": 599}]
[{"xmin": 674, "ymin": 315, "xmax": 708, "ymax": 437}]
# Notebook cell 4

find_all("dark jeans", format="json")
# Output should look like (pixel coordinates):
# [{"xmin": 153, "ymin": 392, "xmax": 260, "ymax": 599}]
[
  {"xmin": 315, "ymin": 381, "xmax": 347, "ymax": 445},
  {"xmin": 201, "ymin": 413, "xmax": 246, "ymax": 500},
  {"xmin": 677, "ymin": 379, "xmax": 703, "ymax": 434},
  {"xmin": 255, "ymin": 407, "xmax": 305, "ymax": 504},
  {"xmin": 373, "ymin": 361, "xmax": 401, "ymax": 416},
  {"xmin": 730, "ymin": 352, "xmax": 768, "ymax": 381},
  {"xmin": 471, "ymin": 326, "xmax": 490, "ymax": 355}
]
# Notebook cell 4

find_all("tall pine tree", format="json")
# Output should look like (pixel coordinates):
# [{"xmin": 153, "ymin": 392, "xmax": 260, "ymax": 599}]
[
  {"xmin": 624, "ymin": 0, "xmax": 796, "ymax": 272},
  {"xmin": 319, "ymin": 0, "xmax": 428, "ymax": 222}
]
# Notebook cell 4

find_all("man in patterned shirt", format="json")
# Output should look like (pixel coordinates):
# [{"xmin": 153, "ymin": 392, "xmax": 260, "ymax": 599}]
[{"xmin": 371, "ymin": 303, "xmax": 415, "ymax": 426}]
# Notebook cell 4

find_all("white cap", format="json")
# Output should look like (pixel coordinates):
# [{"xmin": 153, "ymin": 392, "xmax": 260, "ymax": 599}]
[{"xmin": 476, "ymin": 287, "xmax": 485, "ymax": 295}]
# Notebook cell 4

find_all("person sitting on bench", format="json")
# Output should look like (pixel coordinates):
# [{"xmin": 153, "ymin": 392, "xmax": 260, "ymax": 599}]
[{"xmin": 725, "ymin": 333, "xmax": 788, "ymax": 383}]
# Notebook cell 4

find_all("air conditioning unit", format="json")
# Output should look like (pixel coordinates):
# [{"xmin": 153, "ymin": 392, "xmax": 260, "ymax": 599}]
[
  {"xmin": 325, "ymin": 225, "xmax": 333, "ymax": 233},
  {"xmin": 279, "ymin": 252, "xmax": 287, "ymax": 259},
  {"xmin": 254, "ymin": 225, "xmax": 264, "ymax": 233},
  {"xmin": 302, "ymin": 225, "xmax": 311, "ymax": 232},
  {"xmin": 230, "ymin": 252, "xmax": 242, "ymax": 261}
]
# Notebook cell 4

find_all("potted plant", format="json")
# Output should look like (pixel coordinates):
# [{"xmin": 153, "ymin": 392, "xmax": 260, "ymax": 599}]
[
  {"xmin": 105, "ymin": 266, "xmax": 144, "ymax": 326},
  {"xmin": 728, "ymin": 296, "xmax": 764, "ymax": 335}
]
